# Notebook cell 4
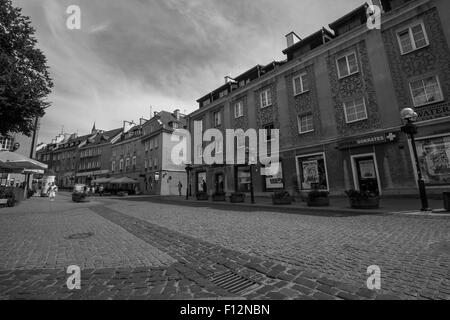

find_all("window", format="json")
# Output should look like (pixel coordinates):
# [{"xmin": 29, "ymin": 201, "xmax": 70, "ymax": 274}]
[
  {"xmin": 149, "ymin": 139, "xmax": 153, "ymax": 150},
  {"xmin": 298, "ymin": 114, "xmax": 314, "ymax": 133},
  {"xmin": 263, "ymin": 124, "xmax": 275, "ymax": 141},
  {"xmin": 144, "ymin": 159, "xmax": 148, "ymax": 170},
  {"xmin": 409, "ymin": 75, "xmax": 443, "ymax": 107},
  {"xmin": 293, "ymin": 73, "xmax": 309, "ymax": 95},
  {"xmin": 296, "ymin": 153, "xmax": 329, "ymax": 191},
  {"xmin": 112, "ymin": 161, "xmax": 116, "ymax": 172},
  {"xmin": 397, "ymin": 22, "xmax": 428, "ymax": 55},
  {"xmin": 154, "ymin": 157, "xmax": 158, "ymax": 168},
  {"xmin": 132, "ymin": 156, "xmax": 136, "ymax": 167},
  {"xmin": 260, "ymin": 89, "xmax": 272, "ymax": 108},
  {"xmin": 336, "ymin": 52, "xmax": 359, "ymax": 78},
  {"xmin": 344, "ymin": 98, "xmax": 368, "ymax": 123},
  {"xmin": 119, "ymin": 159, "xmax": 124, "ymax": 171},
  {"xmin": 172, "ymin": 122, "xmax": 179, "ymax": 129},
  {"xmin": 144, "ymin": 141, "xmax": 148, "ymax": 152},
  {"xmin": 0, "ymin": 137, "xmax": 12, "ymax": 150},
  {"xmin": 154, "ymin": 137, "xmax": 158, "ymax": 148},
  {"xmin": 125, "ymin": 158, "xmax": 130, "ymax": 169},
  {"xmin": 216, "ymin": 138, "xmax": 223, "ymax": 154},
  {"xmin": 213, "ymin": 111, "xmax": 222, "ymax": 126},
  {"xmin": 234, "ymin": 101, "xmax": 244, "ymax": 118}
]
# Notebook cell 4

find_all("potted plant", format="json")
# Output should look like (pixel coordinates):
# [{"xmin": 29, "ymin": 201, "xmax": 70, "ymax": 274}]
[
  {"xmin": 307, "ymin": 190, "xmax": 330, "ymax": 207},
  {"xmin": 272, "ymin": 191, "xmax": 292, "ymax": 205},
  {"xmin": 212, "ymin": 191, "xmax": 226, "ymax": 201},
  {"xmin": 345, "ymin": 189, "xmax": 380, "ymax": 209},
  {"xmin": 196, "ymin": 191, "xmax": 208, "ymax": 200},
  {"xmin": 230, "ymin": 192, "xmax": 245, "ymax": 203}
]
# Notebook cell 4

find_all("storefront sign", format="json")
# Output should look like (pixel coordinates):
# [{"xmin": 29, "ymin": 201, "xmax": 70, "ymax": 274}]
[
  {"xmin": 338, "ymin": 132, "xmax": 398, "ymax": 149},
  {"xmin": 416, "ymin": 102, "xmax": 450, "ymax": 122}
]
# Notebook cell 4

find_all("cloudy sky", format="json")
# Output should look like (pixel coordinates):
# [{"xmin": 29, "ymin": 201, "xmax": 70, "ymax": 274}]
[{"xmin": 13, "ymin": 0, "xmax": 362, "ymax": 143}]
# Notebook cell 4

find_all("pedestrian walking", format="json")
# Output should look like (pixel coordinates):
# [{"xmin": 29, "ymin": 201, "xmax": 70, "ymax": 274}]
[
  {"xmin": 48, "ymin": 183, "xmax": 58, "ymax": 202},
  {"xmin": 178, "ymin": 181, "xmax": 183, "ymax": 196}
]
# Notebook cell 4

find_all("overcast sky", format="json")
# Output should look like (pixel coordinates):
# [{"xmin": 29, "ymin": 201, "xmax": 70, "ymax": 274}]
[{"xmin": 13, "ymin": 0, "xmax": 363, "ymax": 143}]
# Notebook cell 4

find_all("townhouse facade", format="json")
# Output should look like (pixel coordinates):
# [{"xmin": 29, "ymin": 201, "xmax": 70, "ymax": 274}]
[
  {"xmin": 140, "ymin": 110, "xmax": 187, "ymax": 195},
  {"xmin": 187, "ymin": 0, "xmax": 450, "ymax": 197}
]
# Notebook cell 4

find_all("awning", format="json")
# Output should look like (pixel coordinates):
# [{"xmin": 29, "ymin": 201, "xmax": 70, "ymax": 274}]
[
  {"xmin": 92, "ymin": 177, "xmax": 112, "ymax": 184},
  {"xmin": 109, "ymin": 177, "xmax": 138, "ymax": 184},
  {"xmin": 0, "ymin": 151, "xmax": 47, "ymax": 172}
]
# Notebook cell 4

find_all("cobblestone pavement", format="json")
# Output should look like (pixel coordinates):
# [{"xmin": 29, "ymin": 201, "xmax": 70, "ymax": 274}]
[{"xmin": 0, "ymin": 195, "xmax": 449, "ymax": 300}]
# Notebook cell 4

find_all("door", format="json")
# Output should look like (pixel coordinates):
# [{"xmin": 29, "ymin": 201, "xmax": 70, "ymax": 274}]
[{"xmin": 354, "ymin": 156, "xmax": 380, "ymax": 194}]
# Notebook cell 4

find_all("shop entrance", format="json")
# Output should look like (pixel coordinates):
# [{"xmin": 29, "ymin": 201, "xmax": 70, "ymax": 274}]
[{"xmin": 351, "ymin": 153, "xmax": 381, "ymax": 194}]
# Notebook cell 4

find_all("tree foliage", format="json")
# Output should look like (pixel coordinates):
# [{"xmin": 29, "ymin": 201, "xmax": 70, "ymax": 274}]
[{"xmin": 0, "ymin": 0, "xmax": 53, "ymax": 137}]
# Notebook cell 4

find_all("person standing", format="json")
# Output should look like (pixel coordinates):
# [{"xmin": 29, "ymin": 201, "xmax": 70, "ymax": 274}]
[
  {"xmin": 178, "ymin": 181, "xmax": 183, "ymax": 196},
  {"xmin": 48, "ymin": 183, "xmax": 58, "ymax": 202}
]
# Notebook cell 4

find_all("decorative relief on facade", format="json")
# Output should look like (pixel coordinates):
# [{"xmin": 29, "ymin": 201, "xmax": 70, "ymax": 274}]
[
  {"xmin": 254, "ymin": 84, "xmax": 280, "ymax": 130},
  {"xmin": 327, "ymin": 40, "xmax": 381, "ymax": 136},
  {"xmin": 285, "ymin": 64, "xmax": 322, "ymax": 147},
  {"xmin": 382, "ymin": 8, "xmax": 450, "ymax": 118}
]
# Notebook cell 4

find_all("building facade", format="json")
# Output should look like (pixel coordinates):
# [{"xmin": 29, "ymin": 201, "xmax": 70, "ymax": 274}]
[
  {"xmin": 140, "ymin": 110, "xmax": 187, "ymax": 195},
  {"xmin": 187, "ymin": 0, "xmax": 450, "ymax": 197}
]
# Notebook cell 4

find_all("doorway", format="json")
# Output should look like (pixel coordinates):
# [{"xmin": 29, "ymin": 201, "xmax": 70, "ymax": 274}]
[{"xmin": 351, "ymin": 153, "xmax": 381, "ymax": 195}]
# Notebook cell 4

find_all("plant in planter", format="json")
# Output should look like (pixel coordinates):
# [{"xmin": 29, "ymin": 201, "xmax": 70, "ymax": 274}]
[
  {"xmin": 196, "ymin": 191, "xmax": 208, "ymax": 200},
  {"xmin": 307, "ymin": 190, "xmax": 330, "ymax": 207},
  {"xmin": 212, "ymin": 192, "xmax": 226, "ymax": 202},
  {"xmin": 272, "ymin": 191, "xmax": 292, "ymax": 205},
  {"xmin": 230, "ymin": 192, "xmax": 245, "ymax": 203},
  {"xmin": 345, "ymin": 189, "xmax": 380, "ymax": 209}
]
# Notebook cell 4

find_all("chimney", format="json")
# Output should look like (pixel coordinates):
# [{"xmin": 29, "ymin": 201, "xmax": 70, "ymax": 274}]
[
  {"xmin": 285, "ymin": 31, "xmax": 301, "ymax": 48},
  {"xmin": 174, "ymin": 109, "xmax": 180, "ymax": 120},
  {"xmin": 154, "ymin": 111, "xmax": 159, "ymax": 118}
]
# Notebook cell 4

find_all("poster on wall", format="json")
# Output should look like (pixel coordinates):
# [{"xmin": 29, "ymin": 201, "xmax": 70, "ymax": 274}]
[
  {"xmin": 358, "ymin": 160, "xmax": 376, "ymax": 179},
  {"xmin": 265, "ymin": 165, "xmax": 284, "ymax": 189},
  {"xmin": 297, "ymin": 154, "xmax": 328, "ymax": 191},
  {"xmin": 416, "ymin": 135, "xmax": 450, "ymax": 186}
]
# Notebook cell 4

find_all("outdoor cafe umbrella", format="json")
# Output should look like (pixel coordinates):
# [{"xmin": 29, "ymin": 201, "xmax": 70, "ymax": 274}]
[
  {"xmin": 0, "ymin": 151, "xmax": 47, "ymax": 171},
  {"xmin": 92, "ymin": 177, "xmax": 111, "ymax": 184},
  {"xmin": 109, "ymin": 177, "xmax": 138, "ymax": 184}
]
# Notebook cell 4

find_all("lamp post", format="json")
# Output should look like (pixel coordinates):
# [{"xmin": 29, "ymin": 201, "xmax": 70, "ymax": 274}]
[
  {"xmin": 185, "ymin": 164, "xmax": 192, "ymax": 200},
  {"xmin": 245, "ymin": 147, "xmax": 255, "ymax": 204},
  {"xmin": 400, "ymin": 108, "xmax": 430, "ymax": 211}
]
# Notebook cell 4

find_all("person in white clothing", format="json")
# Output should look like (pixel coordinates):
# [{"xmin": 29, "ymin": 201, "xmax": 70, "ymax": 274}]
[{"xmin": 48, "ymin": 183, "xmax": 58, "ymax": 201}]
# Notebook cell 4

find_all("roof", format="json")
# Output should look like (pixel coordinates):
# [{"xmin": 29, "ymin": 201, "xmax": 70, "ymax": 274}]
[
  {"xmin": 328, "ymin": 3, "xmax": 369, "ymax": 31},
  {"xmin": 282, "ymin": 28, "xmax": 334, "ymax": 55}
]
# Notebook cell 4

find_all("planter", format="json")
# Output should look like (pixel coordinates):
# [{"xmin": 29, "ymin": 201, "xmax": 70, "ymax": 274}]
[
  {"xmin": 0, "ymin": 199, "xmax": 8, "ymax": 207},
  {"xmin": 349, "ymin": 197, "xmax": 380, "ymax": 209},
  {"xmin": 212, "ymin": 193, "xmax": 226, "ymax": 202},
  {"xmin": 230, "ymin": 193, "xmax": 245, "ymax": 203},
  {"xmin": 196, "ymin": 192, "xmax": 209, "ymax": 201},
  {"xmin": 272, "ymin": 197, "xmax": 292, "ymax": 205},
  {"xmin": 307, "ymin": 196, "xmax": 330, "ymax": 207},
  {"xmin": 72, "ymin": 193, "xmax": 90, "ymax": 203}
]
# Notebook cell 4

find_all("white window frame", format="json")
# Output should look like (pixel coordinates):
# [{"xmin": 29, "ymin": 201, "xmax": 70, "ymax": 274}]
[
  {"xmin": 343, "ymin": 97, "xmax": 368, "ymax": 123},
  {"xmin": 214, "ymin": 111, "xmax": 222, "ymax": 126},
  {"xmin": 396, "ymin": 21, "xmax": 429, "ymax": 55},
  {"xmin": 293, "ymin": 73, "xmax": 309, "ymax": 95},
  {"xmin": 297, "ymin": 114, "xmax": 314, "ymax": 134},
  {"xmin": 409, "ymin": 75, "xmax": 444, "ymax": 107},
  {"xmin": 112, "ymin": 161, "xmax": 116, "ymax": 172},
  {"xmin": 234, "ymin": 101, "xmax": 243, "ymax": 118},
  {"xmin": 132, "ymin": 156, "xmax": 137, "ymax": 167},
  {"xmin": 260, "ymin": 89, "xmax": 272, "ymax": 108},
  {"xmin": 336, "ymin": 51, "xmax": 359, "ymax": 79}
]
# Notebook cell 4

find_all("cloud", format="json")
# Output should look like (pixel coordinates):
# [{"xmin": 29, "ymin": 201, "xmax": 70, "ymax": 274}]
[{"xmin": 12, "ymin": 0, "xmax": 362, "ymax": 143}]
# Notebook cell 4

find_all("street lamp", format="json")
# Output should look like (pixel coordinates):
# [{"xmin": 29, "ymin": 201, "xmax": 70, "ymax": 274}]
[
  {"xmin": 185, "ymin": 164, "xmax": 192, "ymax": 200},
  {"xmin": 245, "ymin": 147, "xmax": 255, "ymax": 204},
  {"xmin": 400, "ymin": 108, "xmax": 430, "ymax": 211}
]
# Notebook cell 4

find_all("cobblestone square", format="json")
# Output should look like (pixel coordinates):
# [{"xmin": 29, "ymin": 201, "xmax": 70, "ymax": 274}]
[{"xmin": 0, "ymin": 194, "xmax": 448, "ymax": 300}]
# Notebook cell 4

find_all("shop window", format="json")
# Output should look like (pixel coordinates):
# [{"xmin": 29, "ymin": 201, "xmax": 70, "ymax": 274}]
[
  {"xmin": 415, "ymin": 135, "xmax": 450, "ymax": 186},
  {"xmin": 296, "ymin": 153, "xmax": 329, "ymax": 191},
  {"xmin": 236, "ymin": 166, "xmax": 251, "ymax": 192},
  {"xmin": 197, "ymin": 171, "xmax": 207, "ymax": 192}
]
